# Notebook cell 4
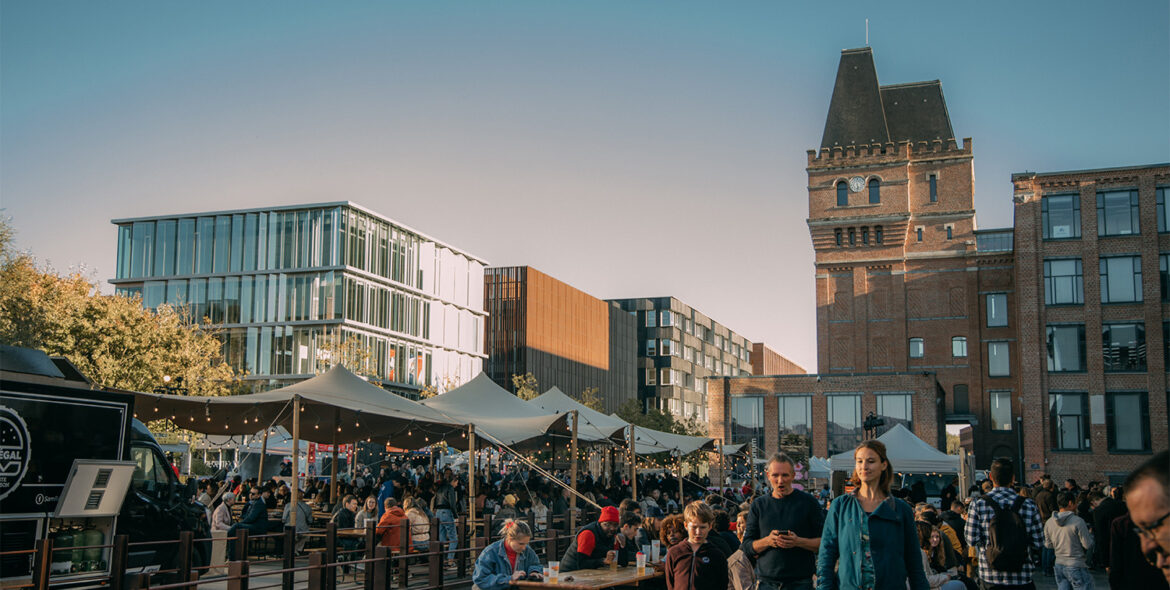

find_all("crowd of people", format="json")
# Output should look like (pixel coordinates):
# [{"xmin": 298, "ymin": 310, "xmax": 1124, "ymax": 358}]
[{"xmin": 193, "ymin": 445, "xmax": 1170, "ymax": 590}]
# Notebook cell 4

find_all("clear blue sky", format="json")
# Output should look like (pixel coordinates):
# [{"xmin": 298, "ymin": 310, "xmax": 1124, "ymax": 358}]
[{"xmin": 3, "ymin": 1, "xmax": 1168, "ymax": 371}]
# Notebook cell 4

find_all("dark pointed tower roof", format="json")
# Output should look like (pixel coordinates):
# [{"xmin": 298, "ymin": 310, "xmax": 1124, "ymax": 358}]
[{"xmin": 820, "ymin": 47, "xmax": 955, "ymax": 149}]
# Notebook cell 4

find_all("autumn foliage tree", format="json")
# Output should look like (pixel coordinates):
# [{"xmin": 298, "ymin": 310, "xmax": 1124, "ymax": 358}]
[{"xmin": 0, "ymin": 218, "xmax": 238, "ymax": 396}]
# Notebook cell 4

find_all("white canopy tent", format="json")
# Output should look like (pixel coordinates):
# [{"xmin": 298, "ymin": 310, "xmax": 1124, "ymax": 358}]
[
  {"xmin": 528, "ymin": 387, "xmax": 627, "ymax": 443},
  {"xmin": 420, "ymin": 373, "xmax": 572, "ymax": 448},
  {"xmin": 828, "ymin": 424, "xmax": 959, "ymax": 474},
  {"xmin": 807, "ymin": 457, "xmax": 831, "ymax": 479}
]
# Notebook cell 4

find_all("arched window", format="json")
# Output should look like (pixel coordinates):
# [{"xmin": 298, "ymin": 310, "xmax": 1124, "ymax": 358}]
[
  {"xmin": 837, "ymin": 181, "xmax": 848, "ymax": 207},
  {"xmin": 868, "ymin": 178, "xmax": 881, "ymax": 204}
]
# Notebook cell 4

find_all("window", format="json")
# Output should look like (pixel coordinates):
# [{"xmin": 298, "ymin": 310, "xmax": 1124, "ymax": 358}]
[
  {"xmin": 929, "ymin": 174, "xmax": 938, "ymax": 202},
  {"xmin": 1044, "ymin": 259, "xmax": 1084, "ymax": 305},
  {"xmin": 990, "ymin": 391, "xmax": 1012, "ymax": 431},
  {"xmin": 868, "ymin": 178, "xmax": 880, "ymax": 204},
  {"xmin": 952, "ymin": 337, "xmax": 967, "ymax": 358},
  {"xmin": 1161, "ymin": 254, "xmax": 1169, "ymax": 301},
  {"xmin": 1050, "ymin": 392, "xmax": 1089, "ymax": 450},
  {"xmin": 778, "ymin": 396, "xmax": 812, "ymax": 457},
  {"xmin": 130, "ymin": 446, "xmax": 172, "ymax": 498},
  {"xmin": 1100, "ymin": 256, "xmax": 1143, "ymax": 303},
  {"xmin": 1097, "ymin": 189, "xmax": 1140, "ymax": 236},
  {"xmin": 875, "ymin": 226, "xmax": 883, "ymax": 244},
  {"xmin": 827, "ymin": 394, "xmax": 862, "ymax": 454},
  {"xmin": 645, "ymin": 339, "xmax": 656, "ymax": 356},
  {"xmin": 986, "ymin": 293, "xmax": 1008, "ymax": 327},
  {"xmin": 645, "ymin": 368, "xmax": 656, "ymax": 386},
  {"xmin": 875, "ymin": 393, "xmax": 912, "ymax": 435},
  {"xmin": 916, "ymin": 227, "xmax": 924, "ymax": 242},
  {"xmin": 660, "ymin": 311, "xmax": 673, "ymax": 327},
  {"xmin": 730, "ymin": 396, "xmax": 764, "ymax": 452},
  {"xmin": 660, "ymin": 339, "xmax": 674, "ymax": 356},
  {"xmin": 1158, "ymin": 187, "xmax": 1168, "ymax": 232},
  {"xmin": 835, "ymin": 229, "xmax": 842, "ymax": 246},
  {"xmin": 945, "ymin": 225, "xmax": 953, "ymax": 240},
  {"xmin": 953, "ymin": 384, "xmax": 969, "ymax": 414},
  {"xmin": 1042, "ymin": 194, "xmax": 1081, "ymax": 239},
  {"xmin": 645, "ymin": 311, "xmax": 656, "ymax": 328},
  {"xmin": 1103, "ymin": 323, "xmax": 1146, "ymax": 372},
  {"xmin": 861, "ymin": 227, "xmax": 869, "ymax": 245},
  {"xmin": 988, "ymin": 342, "xmax": 1010, "ymax": 376},
  {"xmin": 909, "ymin": 338, "xmax": 924, "ymax": 358},
  {"xmin": 660, "ymin": 368, "xmax": 675, "ymax": 385},
  {"xmin": 1046, "ymin": 325, "xmax": 1086, "ymax": 372},
  {"xmin": 1107, "ymin": 392, "xmax": 1151, "ymax": 452},
  {"xmin": 848, "ymin": 228, "xmax": 856, "ymax": 245},
  {"xmin": 837, "ymin": 181, "xmax": 848, "ymax": 207}
]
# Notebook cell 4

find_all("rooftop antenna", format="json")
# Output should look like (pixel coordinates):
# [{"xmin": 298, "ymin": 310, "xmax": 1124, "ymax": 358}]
[{"xmin": 865, "ymin": 19, "xmax": 869, "ymax": 46}]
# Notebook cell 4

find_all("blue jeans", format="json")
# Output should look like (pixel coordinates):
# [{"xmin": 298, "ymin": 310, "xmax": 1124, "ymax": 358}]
[
  {"xmin": 1054, "ymin": 564, "xmax": 1094, "ymax": 590},
  {"xmin": 1042, "ymin": 547, "xmax": 1055, "ymax": 575},
  {"xmin": 435, "ymin": 508, "xmax": 456, "ymax": 561}
]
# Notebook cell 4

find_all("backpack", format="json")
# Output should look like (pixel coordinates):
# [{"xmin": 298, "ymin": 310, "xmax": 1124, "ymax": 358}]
[{"xmin": 985, "ymin": 495, "xmax": 1030, "ymax": 571}]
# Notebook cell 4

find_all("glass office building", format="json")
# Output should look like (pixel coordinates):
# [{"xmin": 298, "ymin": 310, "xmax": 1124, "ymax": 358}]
[{"xmin": 111, "ymin": 202, "xmax": 487, "ymax": 396}]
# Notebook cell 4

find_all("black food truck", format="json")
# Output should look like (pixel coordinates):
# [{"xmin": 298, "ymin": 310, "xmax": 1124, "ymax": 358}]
[{"xmin": 0, "ymin": 346, "xmax": 210, "ymax": 585}]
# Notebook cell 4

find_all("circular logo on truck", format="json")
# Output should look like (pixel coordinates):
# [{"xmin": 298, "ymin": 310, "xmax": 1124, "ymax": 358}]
[{"xmin": 0, "ymin": 405, "xmax": 31, "ymax": 501}]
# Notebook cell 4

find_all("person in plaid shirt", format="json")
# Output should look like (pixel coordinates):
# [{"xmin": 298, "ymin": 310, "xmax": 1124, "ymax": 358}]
[{"xmin": 964, "ymin": 458, "xmax": 1043, "ymax": 589}]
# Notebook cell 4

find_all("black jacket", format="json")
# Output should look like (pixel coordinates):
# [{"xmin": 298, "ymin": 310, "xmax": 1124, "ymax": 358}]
[{"xmin": 560, "ymin": 521, "xmax": 614, "ymax": 572}]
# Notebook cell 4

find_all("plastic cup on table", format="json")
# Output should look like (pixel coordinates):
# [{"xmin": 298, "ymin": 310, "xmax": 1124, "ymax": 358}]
[
  {"xmin": 543, "ymin": 566, "xmax": 551, "ymax": 580},
  {"xmin": 636, "ymin": 551, "xmax": 646, "ymax": 575},
  {"xmin": 641, "ymin": 544, "xmax": 651, "ymax": 563},
  {"xmin": 651, "ymin": 540, "xmax": 661, "ymax": 562},
  {"xmin": 549, "ymin": 561, "xmax": 559, "ymax": 582}
]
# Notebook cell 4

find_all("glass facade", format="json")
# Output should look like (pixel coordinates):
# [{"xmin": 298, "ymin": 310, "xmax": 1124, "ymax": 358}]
[
  {"xmin": 112, "ymin": 203, "xmax": 486, "ymax": 392},
  {"xmin": 1050, "ymin": 392, "xmax": 1090, "ymax": 451},
  {"xmin": 730, "ymin": 396, "xmax": 765, "ymax": 452},
  {"xmin": 875, "ymin": 393, "xmax": 912, "ymax": 435},
  {"xmin": 777, "ymin": 395, "xmax": 812, "ymax": 456}
]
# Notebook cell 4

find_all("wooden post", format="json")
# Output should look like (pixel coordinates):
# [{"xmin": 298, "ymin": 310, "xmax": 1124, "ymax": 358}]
[
  {"xmin": 307, "ymin": 552, "xmax": 325, "ymax": 590},
  {"xmin": 32, "ymin": 538, "xmax": 51, "ymax": 590},
  {"xmin": 717, "ymin": 439, "xmax": 724, "ymax": 497},
  {"xmin": 330, "ymin": 408, "xmax": 339, "ymax": 503},
  {"xmin": 569, "ymin": 410, "xmax": 578, "ymax": 533},
  {"xmin": 467, "ymin": 424, "xmax": 477, "ymax": 554},
  {"xmin": 677, "ymin": 452, "xmax": 684, "ymax": 507},
  {"xmin": 227, "ymin": 560, "xmax": 249, "ymax": 590},
  {"xmin": 110, "ymin": 535, "xmax": 129, "ymax": 590},
  {"xmin": 628, "ymin": 424, "xmax": 637, "ymax": 501},
  {"xmin": 282, "ymin": 527, "xmax": 295, "ymax": 590},
  {"xmin": 290, "ymin": 397, "xmax": 302, "ymax": 528},
  {"xmin": 177, "ymin": 530, "xmax": 193, "ymax": 583},
  {"xmin": 258, "ymin": 428, "xmax": 269, "ymax": 482}
]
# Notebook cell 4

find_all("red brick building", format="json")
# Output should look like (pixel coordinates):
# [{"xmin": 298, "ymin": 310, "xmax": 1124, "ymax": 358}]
[
  {"xmin": 1012, "ymin": 165, "xmax": 1169, "ymax": 484},
  {"xmin": 710, "ymin": 47, "xmax": 1168, "ymax": 482},
  {"xmin": 751, "ymin": 343, "xmax": 806, "ymax": 376}
]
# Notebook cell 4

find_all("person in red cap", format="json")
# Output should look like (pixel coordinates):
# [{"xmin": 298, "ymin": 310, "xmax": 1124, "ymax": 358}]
[{"xmin": 559, "ymin": 505, "xmax": 621, "ymax": 572}]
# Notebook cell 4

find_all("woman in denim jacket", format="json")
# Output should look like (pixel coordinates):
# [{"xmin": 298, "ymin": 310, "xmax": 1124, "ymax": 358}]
[
  {"xmin": 473, "ymin": 519, "xmax": 544, "ymax": 590},
  {"xmin": 816, "ymin": 440, "xmax": 929, "ymax": 590}
]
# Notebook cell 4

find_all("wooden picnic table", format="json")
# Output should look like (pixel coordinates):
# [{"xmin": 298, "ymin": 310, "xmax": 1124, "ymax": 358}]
[{"xmin": 513, "ymin": 565, "xmax": 662, "ymax": 590}]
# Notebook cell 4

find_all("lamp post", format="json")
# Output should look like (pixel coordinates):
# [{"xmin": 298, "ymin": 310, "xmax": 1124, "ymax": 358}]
[{"xmin": 862, "ymin": 412, "xmax": 885, "ymax": 440}]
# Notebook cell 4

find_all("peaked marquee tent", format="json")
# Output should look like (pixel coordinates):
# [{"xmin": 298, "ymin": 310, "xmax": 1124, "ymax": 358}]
[
  {"xmin": 420, "ymin": 373, "xmax": 572, "ymax": 448},
  {"xmin": 828, "ymin": 423, "xmax": 958, "ymax": 474},
  {"xmin": 528, "ymin": 387, "xmax": 627, "ymax": 443}
]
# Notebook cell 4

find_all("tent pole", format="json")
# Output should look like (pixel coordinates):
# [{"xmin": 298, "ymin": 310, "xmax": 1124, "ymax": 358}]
[
  {"xmin": 258, "ymin": 429, "xmax": 269, "ymax": 482},
  {"xmin": 467, "ymin": 424, "xmax": 477, "ymax": 549},
  {"xmin": 677, "ymin": 452, "xmax": 684, "ymax": 507},
  {"xmin": 330, "ymin": 408, "xmax": 339, "ymax": 502},
  {"xmin": 717, "ymin": 439, "xmax": 723, "ymax": 496},
  {"xmin": 290, "ymin": 397, "xmax": 302, "ymax": 528},
  {"xmin": 628, "ymin": 424, "xmax": 637, "ymax": 501},
  {"xmin": 569, "ymin": 411, "xmax": 579, "ymax": 532}
]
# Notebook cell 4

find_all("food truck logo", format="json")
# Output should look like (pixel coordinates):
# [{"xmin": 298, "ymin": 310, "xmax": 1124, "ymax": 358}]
[{"xmin": 0, "ymin": 405, "xmax": 32, "ymax": 501}]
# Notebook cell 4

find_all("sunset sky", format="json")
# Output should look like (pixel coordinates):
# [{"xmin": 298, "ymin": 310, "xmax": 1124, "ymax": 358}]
[{"xmin": 3, "ymin": 0, "xmax": 1167, "ymax": 370}]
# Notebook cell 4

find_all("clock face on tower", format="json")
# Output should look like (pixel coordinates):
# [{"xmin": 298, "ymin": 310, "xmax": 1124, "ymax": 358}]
[{"xmin": 848, "ymin": 176, "xmax": 866, "ymax": 193}]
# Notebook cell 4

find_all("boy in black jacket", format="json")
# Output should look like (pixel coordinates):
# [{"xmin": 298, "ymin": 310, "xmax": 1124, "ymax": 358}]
[{"xmin": 665, "ymin": 501, "xmax": 727, "ymax": 590}]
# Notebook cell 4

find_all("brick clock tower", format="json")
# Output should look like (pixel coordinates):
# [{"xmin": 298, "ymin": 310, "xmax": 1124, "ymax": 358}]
[{"xmin": 804, "ymin": 48, "xmax": 1020, "ymax": 464}]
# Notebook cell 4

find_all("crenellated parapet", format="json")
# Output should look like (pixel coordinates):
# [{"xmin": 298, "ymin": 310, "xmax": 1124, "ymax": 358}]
[{"xmin": 807, "ymin": 137, "xmax": 972, "ymax": 167}]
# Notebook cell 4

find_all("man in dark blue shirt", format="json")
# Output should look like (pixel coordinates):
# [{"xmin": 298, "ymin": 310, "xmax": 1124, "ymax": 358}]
[{"xmin": 741, "ymin": 453, "xmax": 824, "ymax": 590}]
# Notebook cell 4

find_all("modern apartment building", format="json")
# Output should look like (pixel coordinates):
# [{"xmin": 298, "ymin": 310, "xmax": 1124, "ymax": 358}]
[
  {"xmin": 483, "ymin": 266, "xmax": 636, "ymax": 413},
  {"xmin": 110, "ymin": 202, "xmax": 487, "ymax": 396},
  {"xmin": 608, "ymin": 297, "xmax": 779, "ymax": 422}
]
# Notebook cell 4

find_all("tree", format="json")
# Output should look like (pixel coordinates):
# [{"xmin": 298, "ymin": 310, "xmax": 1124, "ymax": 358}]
[
  {"xmin": 0, "ymin": 217, "xmax": 239, "ymax": 396},
  {"xmin": 315, "ymin": 330, "xmax": 375, "ymax": 378},
  {"xmin": 946, "ymin": 432, "xmax": 962, "ymax": 455},
  {"xmin": 511, "ymin": 372, "xmax": 539, "ymax": 400},
  {"xmin": 576, "ymin": 386, "xmax": 604, "ymax": 412},
  {"xmin": 419, "ymin": 374, "xmax": 461, "ymax": 399}
]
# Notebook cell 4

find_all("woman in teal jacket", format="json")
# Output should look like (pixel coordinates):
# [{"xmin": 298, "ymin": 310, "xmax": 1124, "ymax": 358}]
[
  {"xmin": 473, "ymin": 520, "xmax": 544, "ymax": 590},
  {"xmin": 816, "ymin": 440, "xmax": 929, "ymax": 590}
]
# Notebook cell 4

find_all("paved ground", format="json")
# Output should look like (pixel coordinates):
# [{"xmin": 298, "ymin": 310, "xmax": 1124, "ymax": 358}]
[{"xmin": 1033, "ymin": 569, "xmax": 1110, "ymax": 590}]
